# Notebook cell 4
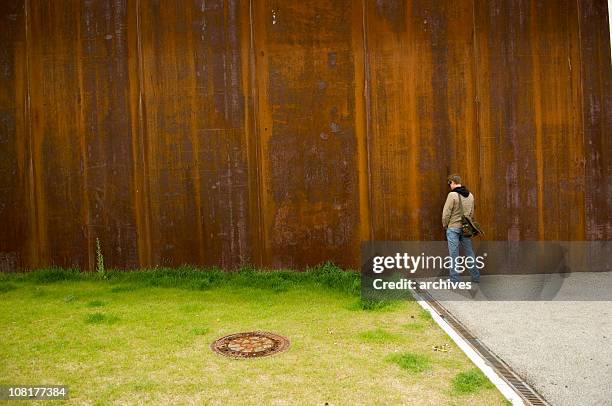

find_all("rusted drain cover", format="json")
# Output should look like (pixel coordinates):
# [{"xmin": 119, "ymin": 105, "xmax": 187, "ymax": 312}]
[{"xmin": 211, "ymin": 331, "xmax": 290, "ymax": 358}]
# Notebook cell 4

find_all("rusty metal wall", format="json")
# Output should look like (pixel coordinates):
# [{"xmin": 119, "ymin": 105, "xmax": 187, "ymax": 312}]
[{"xmin": 0, "ymin": 0, "xmax": 610, "ymax": 271}]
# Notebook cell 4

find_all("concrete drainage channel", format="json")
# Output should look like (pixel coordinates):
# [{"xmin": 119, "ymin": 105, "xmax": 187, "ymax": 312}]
[{"xmin": 412, "ymin": 289, "xmax": 550, "ymax": 406}]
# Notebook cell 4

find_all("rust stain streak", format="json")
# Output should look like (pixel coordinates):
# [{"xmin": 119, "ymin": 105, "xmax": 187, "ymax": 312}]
[
  {"xmin": 75, "ymin": 1, "xmax": 93, "ymax": 270},
  {"xmin": 530, "ymin": 0, "xmax": 545, "ymax": 241},
  {"xmin": 473, "ymin": 0, "xmax": 495, "ymax": 239},
  {"xmin": 251, "ymin": 0, "xmax": 271, "ymax": 265},
  {"xmin": 353, "ymin": 0, "xmax": 372, "ymax": 242},
  {"xmin": 183, "ymin": 2, "xmax": 205, "ymax": 265},
  {"xmin": 11, "ymin": 12, "xmax": 27, "ymax": 267},
  {"xmin": 567, "ymin": 0, "xmax": 586, "ymax": 240},
  {"xmin": 575, "ymin": 0, "xmax": 588, "ymax": 240},
  {"xmin": 471, "ymin": 0, "xmax": 481, "ymax": 196},
  {"xmin": 242, "ymin": 0, "xmax": 264, "ymax": 266},
  {"xmin": 24, "ymin": 0, "xmax": 38, "ymax": 266},
  {"xmin": 405, "ymin": 5, "xmax": 420, "ymax": 238},
  {"xmin": 131, "ymin": 0, "xmax": 152, "ymax": 266},
  {"xmin": 24, "ymin": 0, "xmax": 47, "ymax": 266}
]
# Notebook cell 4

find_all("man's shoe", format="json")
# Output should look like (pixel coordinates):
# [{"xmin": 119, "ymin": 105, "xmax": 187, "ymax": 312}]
[{"xmin": 471, "ymin": 279, "xmax": 480, "ymax": 284}]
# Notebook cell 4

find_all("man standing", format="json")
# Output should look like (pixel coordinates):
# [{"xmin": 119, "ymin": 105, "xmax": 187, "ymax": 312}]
[{"xmin": 442, "ymin": 174, "xmax": 480, "ymax": 283}]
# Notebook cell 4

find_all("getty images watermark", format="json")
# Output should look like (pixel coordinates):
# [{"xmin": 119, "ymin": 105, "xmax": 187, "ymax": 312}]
[
  {"xmin": 371, "ymin": 252, "xmax": 487, "ymax": 291},
  {"xmin": 361, "ymin": 241, "xmax": 611, "ymax": 301}
]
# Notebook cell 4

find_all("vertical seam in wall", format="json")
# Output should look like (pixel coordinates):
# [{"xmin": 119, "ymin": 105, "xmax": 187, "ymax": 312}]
[
  {"xmin": 24, "ymin": 0, "xmax": 40, "ymax": 266},
  {"xmin": 75, "ymin": 1, "xmax": 93, "ymax": 271},
  {"xmin": 361, "ymin": 0, "xmax": 374, "ymax": 242},
  {"xmin": 576, "ymin": 0, "xmax": 588, "ymax": 239},
  {"xmin": 566, "ymin": 0, "xmax": 585, "ymax": 240},
  {"xmin": 471, "ymin": 0, "xmax": 481, "ymax": 205},
  {"xmin": 136, "ymin": 0, "xmax": 152, "ymax": 266},
  {"xmin": 529, "ymin": 0, "xmax": 545, "ymax": 240},
  {"xmin": 248, "ymin": 0, "xmax": 265, "ymax": 266},
  {"xmin": 609, "ymin": 0, "xmax": 612, "ymax": 63},
  {"xmin": 182, "ymin": 3, "xmax": 205, "ymax": 265},
  {"xmin": 596, "ymin": 1, "xmax": 609, "ymax": 239},
  {"xmin": 603, "ymin": 2, "xmax": 610, "ymax": 238},
  {"xmin": 598, "ymin": 2, "xmax": 609, "ymax": 238}
]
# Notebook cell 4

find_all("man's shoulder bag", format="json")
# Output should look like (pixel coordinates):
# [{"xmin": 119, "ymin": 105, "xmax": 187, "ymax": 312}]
[{"xmin": 456, "ymin": 192, "xmax": 485, "ymax": 238}]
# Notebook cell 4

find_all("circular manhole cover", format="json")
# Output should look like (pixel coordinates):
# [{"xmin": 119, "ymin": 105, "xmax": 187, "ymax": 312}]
[{"xmin": 211, "ymin": 331, "xmax": 290, "ymax": 359}]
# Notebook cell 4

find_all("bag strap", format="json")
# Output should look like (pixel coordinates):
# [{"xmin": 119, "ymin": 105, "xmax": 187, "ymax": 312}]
[{"xmin": 455, "ymin": 191, "xmax": 466, "ymax": 217}]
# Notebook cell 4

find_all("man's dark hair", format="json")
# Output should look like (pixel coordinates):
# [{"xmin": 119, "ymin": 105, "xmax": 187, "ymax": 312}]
[{"xmin": 447, "ymin": 174, "xmax": 462, "ymax": 184}]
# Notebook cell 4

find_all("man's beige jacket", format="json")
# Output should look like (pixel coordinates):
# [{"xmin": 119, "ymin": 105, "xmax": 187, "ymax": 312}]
[{"xmin": 442, "ymin": 191, "xmax": 474, "ymax": 229}]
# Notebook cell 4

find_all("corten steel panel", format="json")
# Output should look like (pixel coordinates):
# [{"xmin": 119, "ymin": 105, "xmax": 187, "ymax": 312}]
[
  {"xmin": 25, "ymin": 0, "xmax": 139, "ymax": 270},
  {"xmin": 78, "ymin": 0, "xmax": 139, "ymax": 268},
  {"xmin": 474, "ymin": 0, "xmax": 542, "ymax": 240},
  {"xmin": 524, "ymin": 0, "xmax": 586, "ymax": 240},
  {"xmin": 252, "ymin": 0, "xmax": 364, "ymax": 268},
  {"xmin": 0, "ymin": 1, "xmax": 32, "ymax": 270},
  {"xmin": 365, "ymin": 0, "xmax": 479, "ymax": 241},
  {"xmin": 138, "ymin": 0, "xmax": 256, "ymax": 268},
  {"xmin": 578, "ymin": 0, "xmax": 611, "ymax": 240},
  {"xmin": 474, "ymin": 0, "xmax": 607, "ymax": 241},
  {"xmin": 27, "ymin": 1, "xmax": 91, "ymax": 268}
]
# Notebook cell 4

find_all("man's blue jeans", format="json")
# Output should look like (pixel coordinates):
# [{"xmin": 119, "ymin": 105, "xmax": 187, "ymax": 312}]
[{"xmin": 446, "ymin": 227, "xmax": 480, "ymax": 282}]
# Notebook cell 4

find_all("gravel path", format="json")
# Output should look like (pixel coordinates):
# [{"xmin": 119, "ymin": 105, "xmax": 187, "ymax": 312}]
[{"xmin": 427, "ymin": 272, "xmax": 612, "ymax": 406}]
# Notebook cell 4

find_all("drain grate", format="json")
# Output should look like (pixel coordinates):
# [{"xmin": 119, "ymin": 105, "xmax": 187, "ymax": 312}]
[
  {"xmin": 415, "ymin": 288, "xmax": 550, "ymax": 406},
  {"xmin": 211, "ymin": 331, "xmax": 290, "ymax": 359}
]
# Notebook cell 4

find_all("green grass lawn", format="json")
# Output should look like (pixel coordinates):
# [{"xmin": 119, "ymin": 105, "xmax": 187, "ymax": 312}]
[{"xmin": 0, "ymin": 265, "xmax": 506, "ymax": 405}]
